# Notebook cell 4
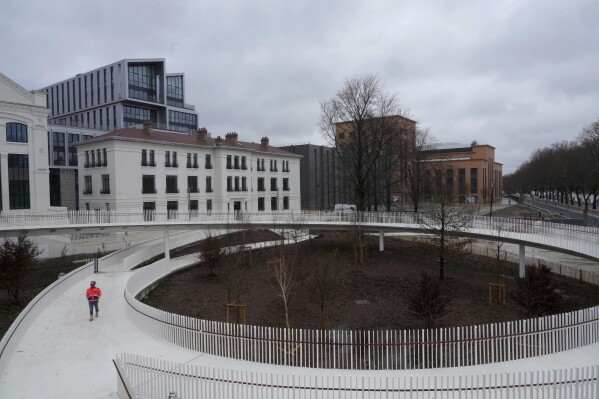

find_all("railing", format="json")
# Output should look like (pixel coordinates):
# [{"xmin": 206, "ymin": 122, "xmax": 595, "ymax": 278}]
[
  {"xmin": 115, "ymin": 353, "xmax": 599, "ymax": 399},
  {"xmin": 1, "ymin": 210, "xmax": 598, "ymax": 260},
  {"xmin": 0, "ymin": 261, "xmax": 95, "ymax": 376},
  {"xmin": 124, "ymin": 241, "xmax": 599, "ymax": 370}
]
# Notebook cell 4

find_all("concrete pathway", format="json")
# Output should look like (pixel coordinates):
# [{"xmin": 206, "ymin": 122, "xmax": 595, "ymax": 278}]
[{"xmin": 2, "ymin": 235, "xmax": 599, "ymax": 397}]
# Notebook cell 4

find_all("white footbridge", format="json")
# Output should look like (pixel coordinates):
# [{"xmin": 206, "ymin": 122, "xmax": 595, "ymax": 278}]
[{"xmin": 1, "ymin": 210, "xmax": 599, "ymax": 398}]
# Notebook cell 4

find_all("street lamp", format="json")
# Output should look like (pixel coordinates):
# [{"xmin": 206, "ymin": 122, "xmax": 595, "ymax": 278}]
[{"xmin": 489, "ymin": 179, "xmax": 495, "ymax": 217}]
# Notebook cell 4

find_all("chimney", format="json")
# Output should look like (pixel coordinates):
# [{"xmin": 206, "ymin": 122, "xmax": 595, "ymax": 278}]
[
  {"xmin": 142, "ymin": 120, "xmax": 154, "ymax": 135},
  {"xmin": 225, "ymin": 131, "xmax": 238, "ymax": 143},
  {"xmin": 214, "ymin": 136, "xmax": 223, "ymax": 146},
  {"xmin": 261, "ymin": 136, "xmax": 269, "ymax": 148},
  {"xmin": 197, "ymin": 127, "xmax": 208, "ymax": 141}
]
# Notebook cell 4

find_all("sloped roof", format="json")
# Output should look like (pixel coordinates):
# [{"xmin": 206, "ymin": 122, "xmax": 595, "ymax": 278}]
[{"xmin": 79, "ymin": 127, "xmax": 298, "ymax": 156}]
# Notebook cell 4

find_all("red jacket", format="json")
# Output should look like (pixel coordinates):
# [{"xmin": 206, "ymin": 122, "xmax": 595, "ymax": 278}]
[{"xmin": 86, "ymin": 287, "xmax": 102, "ymax": 302}]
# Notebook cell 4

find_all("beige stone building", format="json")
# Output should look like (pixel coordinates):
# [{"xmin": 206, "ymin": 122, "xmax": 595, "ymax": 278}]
[{"xmin": 421, "ymin": 143, "xmax": 502, "ymax": 204}]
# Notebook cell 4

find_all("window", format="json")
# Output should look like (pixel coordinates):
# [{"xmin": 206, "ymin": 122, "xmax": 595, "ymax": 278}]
[
  {"xmin": 193, "ymin": 153, "xmax": 198, "ymax": 168},
  {"xmin": 123, "ymin": 105, "xmax": 157, "ymax": 126},
  {"xmin": 227, "ymin": 176, "xmax": 233, "ymax": 192},
  {"xmin": 52, "ymin": 132, "xmax": 65, "ymax": 166},
  {"xmin": 6, "ymin": 122, "xmax": 27, "ymax": 142},
  {"xmin": 242, "ymin": 177, "xmax": 247, "ymax": 191},
  {"xmin": 166, "ymin": 175, "xmax": 178, "ymax": 193},
  {"xmin": 149, "ymin": 150, "xmax": 155, "ymax": 166},
  {"xmin": 257, "ymin": 158, "xmax": 261, "ymax": 171},
  {"xmin": 458, "ymin": 168, "xmax": 466, "ymax": 195},
  {"xmin": 283, "ymin": 160, "xmax": 290, "ymax": 172},
  {"xmin": 206, "ymin": 199, "xmax": 212, "ymax": 212},
  {"xmin": 241, "ymin": 156, "xmax": 247, "ymax": 170},
  {"xmin": 270, "ymin": 177, "xmax": 277, "ymax": 191},
  {"xmin": 234, "ymin": 156, "xmax": 239, "ymax": 169},
  {"xmin": 257, "ymin": 177, "xmax": 265, "ymax": 191},
  {"xmin": 101, "ymin": 174, "xmax": 110, "ymax": 194},
  {"xmin": 270, "ymin": 159, "xmax": 273, "ymax": 171},
  {"xmin": 168, "ymin": 110, "xmax": 197, "ymax": 133},
  {"xmin": 143, "ymin": 201, "xmax": 155, "ymax": 221},
  {"xmin": 226, "ymin": 155, "xmax": 232, "ymax": 169},
  {"xmin": 470, "ymin": 168, "xmax": 478, "ymax": 194},
  {"xmin": 90, "ymin": 148, "xmax": 96, "ymax": 167},
  {"xmin": 187, "ymin": 153, "xmax": 192, "ymax": 168},
  {"xmin": 205, "ymin": 154, "xmax": 212, "ymax": 169},
  {"xmin": 165, "ymin": 151, "xmax": 171, "ymax": 167},
  {"xmin": 141, "ymin": 149, "xmax": 147, "ymax": 166},
  {"xmin": 68, "ymin": 134, "xmax": 79, "ymax": 166},
  {"xmin": 234, "ymin": 176, "xmax": 240, "ymax": 191},
  {"xmin": 166, "ymin": 75, "xmax": 184, "ymax": 107},
  {"xmin": 189, "ymin": 200, "xmax": 198, "ymax": 214},
  {"xmin": 283, "ymin": 178, "xmax": 289, "ymax": 191},
  {"xmin": 84, "ymin": 175, "xmax": 92, "ymax": 194},
  {"xmin": 96, "ymin": 149, "xmax": 101, "ymax": 167},
  {"xmin": 446, "ymin": 169, "xmax": 454, "ymax": 197},
  {"xmin": 258, "ymin": 197, "xmax": 265, "ymax": 211},
  {"xmin": 338, "ymin": 132, "xmax": 345, "ymax": 140},
  {"xmin": 8, "ymin": 154, "xmax": 30, "ymax": 209},
  {"xmin": 172, "ymin": 151, "xmax": 178, "ymax": 167},
  {"xmin": 167, "ymin": 201, "xmax": 178, "ymax": 219},
  {"xmin": 271, "ymin": 197, "xmax": 278, "ymax": 211},
  {"xmin": 142, "ymin": 175, "xmax": 156, "ymax": 194},
  {"xmin": 187, "ymin": 176, "xmax": 198, "ymax": 193},
  {"xmin": 283, "ymin": 196, "xmax": 289, "ymax": 210},
  {"xmin": 103, "ymin": 149, "xmax": 107, "ymax": 166},
  {"xmin": 274, "ymin": 160, "xmax": 278, "ymax": 172},
  {"xmin": 128, "ymin": 63, "xmax": 158, "ymax": 102},
  {"xmin": 85, "ymin": 151, "xmax": 90, "ymax": 168},
  {"xmin": 206, "ymin": 176, "xmax": 213, "ymax": 192}
]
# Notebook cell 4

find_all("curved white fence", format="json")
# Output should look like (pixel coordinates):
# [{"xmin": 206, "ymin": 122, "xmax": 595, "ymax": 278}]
[
  {"xmin": 125, "ymin": 243, "xmax": 599, "ymax": 370},
  {"xmin": 115, "ymin": 353, "xmax": 599, "ymax": 399}
]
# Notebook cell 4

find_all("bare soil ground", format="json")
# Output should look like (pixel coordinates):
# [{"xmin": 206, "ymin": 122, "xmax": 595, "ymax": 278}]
[{"xmin": 143, "ymin": 227, "xmax": 599, "ymax": 330}]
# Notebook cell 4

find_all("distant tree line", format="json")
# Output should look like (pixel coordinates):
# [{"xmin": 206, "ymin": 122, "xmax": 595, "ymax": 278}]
[{"xmin": 504, "ymin": 119, "xmax": 599, "ymax": 221}]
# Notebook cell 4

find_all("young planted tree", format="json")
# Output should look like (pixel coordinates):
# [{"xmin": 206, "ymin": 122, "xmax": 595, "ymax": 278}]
[
  {"xmin": 197, "ymin": 233, "xmax": 224, "ymax": 277},
  {"xmin": 309, "ymin": 260, "xmax": 339, "ymax": 329},
  {"xmin": 0, "ymin": 234, "xmax": 42, "ymax": 304},
  {"xmin": 269, "ymin": 256, "xmax": 294, "ymax": 329},
  {"xmin": 420, "ymin": 167, "xmax": 474, "ymax": 280},
  {"xmin": 320, "ymin": 74, "xmax": 411, "ymax": 211},
  {"xmin": 489, "ymin": 220, "xmax": 508, "ymax": 282}
]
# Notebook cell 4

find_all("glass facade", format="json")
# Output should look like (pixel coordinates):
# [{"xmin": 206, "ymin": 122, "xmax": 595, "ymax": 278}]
[
  {"xmin": 128, "ymin": 64, "xmax": 158, "ymax": 102},
  {"xmin": 53, "ymin": 132, "xmax": 66, "ymax": 166},
  {"xmin": 8, "ymin": 154, "xmax": 30, "ymax": 209},
  {"xmin": 123, "ymin": 105, "xmax": 157, "ymax": 126},
  {"xmin": 68, "ymin": 134, "xmax": 79, "ymax": 166},
  {"xmin": 166, "ymin": 75, "xmax": 184, "ymax": 107},
  {"xmin": 6, "ymin": 122, "xmax": 27, "ymax": 142},
  {"xmin": 168, "ymin": 110, "xmax": 197, "ymax": 133}
]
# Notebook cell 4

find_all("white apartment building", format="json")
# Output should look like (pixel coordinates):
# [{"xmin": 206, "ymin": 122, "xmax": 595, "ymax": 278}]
[
  {"xmin": 0, "ymin": 73, "xmax": 51, "ymax": 211},
  {"xmin": 75, "ymin": 124, "xmax": 301, "ymax": 214},
  {"xmin": 40, "ymin": 58, "xmax": 199, "ymax": 209}
]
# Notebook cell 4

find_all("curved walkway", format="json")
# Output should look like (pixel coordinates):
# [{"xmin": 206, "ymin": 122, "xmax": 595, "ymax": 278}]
[{"xmin": 2, "ymin": 254, "xmax": 599, "ymax": 398}]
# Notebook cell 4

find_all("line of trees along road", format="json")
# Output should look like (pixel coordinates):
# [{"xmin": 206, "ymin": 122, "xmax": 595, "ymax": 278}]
[{"xmin": 504, "ymin": 119, "xmax": 599, "ymax": 224}]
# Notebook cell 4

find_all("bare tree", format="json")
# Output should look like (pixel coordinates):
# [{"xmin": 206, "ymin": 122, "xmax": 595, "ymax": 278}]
[
  {"xmin": 405, "ymin": 127, "xmax": 437, "ymax": 212},
  {"xmin": 197, "ymin": 232, "xmax": 224, "ymax": 277},
  {"xmin": 320, "ymin": 74, "xmax": 412, "ymax": 211},
  {"xmin": 420, "ymin": 165, "xmax": 474, "ymax": 280},
  {"xmin": 488, "ymin": 220, "xmax": 508, "ymax": 282},
  {"xmin": 0, "ymin": 234, "xmax": 42, "ymax": 304},
  {"xmin": 309, "ymin": 260, "xmax": 338, "ymax": 329},
  {"xmin": 269, "ymin": 257, "xmax": 294, "ymax": 329}
]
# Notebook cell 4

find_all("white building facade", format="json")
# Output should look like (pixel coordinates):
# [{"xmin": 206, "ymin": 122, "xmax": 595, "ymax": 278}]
[
  {"xmin": 75, "ymin": 125, "xmax": 301, "ymax": 214},
  {"xmin": 41, "ymin": 58, "xmax": 199, "ymax": 209},
  {"xmin": 0, "ymin": 73, "xmax": 51, "ymax": 211}
]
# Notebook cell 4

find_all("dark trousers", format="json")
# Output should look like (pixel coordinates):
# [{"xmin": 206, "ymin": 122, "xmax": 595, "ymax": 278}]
[{"xmin": 88, "ymin": 300, "xmax": 99, "ymax": 314}]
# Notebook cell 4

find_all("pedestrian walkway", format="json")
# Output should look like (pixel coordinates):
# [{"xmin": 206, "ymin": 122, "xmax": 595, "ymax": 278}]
[{"xmin": 2, "ymin": 251, "xmax": 599, "ymax": 398}]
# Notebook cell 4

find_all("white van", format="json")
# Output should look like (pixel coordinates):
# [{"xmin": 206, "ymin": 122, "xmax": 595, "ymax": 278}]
[{"xmin": 334, "ymin": 204, "xmax": 357, "ymax": 214}]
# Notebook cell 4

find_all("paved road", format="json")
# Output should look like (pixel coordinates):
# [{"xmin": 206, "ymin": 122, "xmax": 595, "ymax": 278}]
[{"xmin": 521, "ymin": 197, "xmax": 599, "ymax": 227}]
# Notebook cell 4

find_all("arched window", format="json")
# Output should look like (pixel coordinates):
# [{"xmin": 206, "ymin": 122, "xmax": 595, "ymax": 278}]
[{"xmin": 6, "ymin": 122, "xmax": 28, "ymax": 143}]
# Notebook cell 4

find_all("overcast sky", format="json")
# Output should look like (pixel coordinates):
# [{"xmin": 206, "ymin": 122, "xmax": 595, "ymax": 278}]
[{"xmin": 2, "ymin": 0, "xmax": 598, "ymax": 173}]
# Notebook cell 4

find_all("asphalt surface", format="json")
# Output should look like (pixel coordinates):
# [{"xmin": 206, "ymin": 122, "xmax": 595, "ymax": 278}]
[{"xmin": 521, "ymin": 197, "xmax": 599, "ymax": 227}]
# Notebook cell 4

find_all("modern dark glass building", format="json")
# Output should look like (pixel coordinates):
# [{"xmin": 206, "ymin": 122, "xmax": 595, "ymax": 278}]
[{"xmin": 40, "ymin": 59, "xmax": 199, "ymax": 209}]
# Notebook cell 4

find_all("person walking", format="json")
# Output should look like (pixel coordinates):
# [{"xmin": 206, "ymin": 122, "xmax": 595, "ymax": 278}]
[{"xmin": 86, "ymin": 280, "xmax": 102, "ymax": 321}]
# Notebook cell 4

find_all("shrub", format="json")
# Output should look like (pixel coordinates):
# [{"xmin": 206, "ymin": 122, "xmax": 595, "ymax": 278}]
[
  {"xmin": 515, "ymin": 265, "xmax": 563, "ymax": 317},
  {"xmin": 408, "ymin": 272, "xmax": 450, "ymax": 329}
]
